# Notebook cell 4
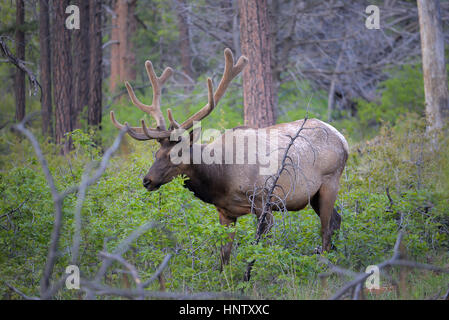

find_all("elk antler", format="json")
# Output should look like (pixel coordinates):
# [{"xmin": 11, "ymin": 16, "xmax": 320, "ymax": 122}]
[
  {"xmin": 171, "ymin": 48, "xmax": 248, "ymax": 131},
  {"xmin": 110, "ymin": 59, "xmax": 173, "ymax": 139},
  {"xmin": 110, "ymin": 48, "xmax": 248, "ymax": 141}
]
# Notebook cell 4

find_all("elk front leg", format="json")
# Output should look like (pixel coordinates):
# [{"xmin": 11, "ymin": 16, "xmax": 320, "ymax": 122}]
[{"xmin": 217, "ymin": 208, "xmax": 236, "ymax": 270}]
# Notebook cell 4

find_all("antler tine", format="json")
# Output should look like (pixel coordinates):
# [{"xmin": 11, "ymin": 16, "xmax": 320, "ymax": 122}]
[
  {"xmin": 176, "ymin": 48, "xmax": 248, "ymax": 131},
  {"xmin": 207, "ymin": 77, "xmax": 215, "ymax": 110},
  {"xmin": 140, "ymin": 119, "xmax": 173, "ymax": 139},
  {"xmin": 111, "ymin": 48, "xmax": 246, "ymax": 141},
  {"xmin": 110, "ymin": 111, "xmax": 141, "ymax": 133},
  {"xmin": 122, "ymin": 61, "xmax": 173, "ymax": 131},
  {"xmin": 144, "ymin": 61, "xmax": 173, "ymax": 130},
  {"xmin": 111, "ymin": 60, "xmax": 174, "ymax": 141},
  {"xmin": 169, "ymin": 78, "xmax": 215, "ymax": 131},
  {"xmin": 214, "ymin": 48, "xmax": 248, "ymax": 103},
  {"xmin": 110, "ymin": 111, "xmax": 154, "ymax": 141},
  {"xmin": 124, "ymin": 81, "xmax": 153, "ymax": 116},
  {"xmin": 167, "ymin": 109, "xmax": 180, "ymax": 129}
]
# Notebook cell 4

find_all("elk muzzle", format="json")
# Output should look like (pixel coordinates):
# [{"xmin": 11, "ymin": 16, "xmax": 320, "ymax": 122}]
[{"xmin": 143, "ymin": 176, "xmax": 162, "ymax": 191}]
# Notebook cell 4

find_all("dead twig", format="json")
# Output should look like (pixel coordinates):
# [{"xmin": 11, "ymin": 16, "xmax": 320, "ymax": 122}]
[
  {"xmin": 0, "ymin": 36, "xmax": 42, "ymax": 98},
  {"xmin": 13, "ymin": 116, "xmax": 126, "ymax": 299},
  {"xmin": 5, "ymin": 282, "xmax": 40, "ymax": 300},
  {"xmin": 245, "ymin": 116, "xmax": 310, "ymax": 281},
  {"xmin": 320, "ymin": 231, "xmax": 449, "ymax": 300},
  {"xmin": 11, "ymin": 116, "xmax": 243, "ymax": 300}
]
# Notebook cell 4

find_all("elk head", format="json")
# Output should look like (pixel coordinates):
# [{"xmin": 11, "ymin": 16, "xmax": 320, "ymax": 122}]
[{"xmin": 110, "ymin": 48, "xmax": 248, "ymax": 191}]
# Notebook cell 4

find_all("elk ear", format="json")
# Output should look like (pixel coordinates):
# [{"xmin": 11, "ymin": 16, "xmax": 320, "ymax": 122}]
[
  {"xmin": 159, "ymin": 133, "xmax": 184, "ymax": 147},
  {"xmin": 189, "ymin": 129, "xmax": 201, "ymax": 146},
  {"xmin": 157, "ymin": 137, "xmax": 172, "ymax": 147}
]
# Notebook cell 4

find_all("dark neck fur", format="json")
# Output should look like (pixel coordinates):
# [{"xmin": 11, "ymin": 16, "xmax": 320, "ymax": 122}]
[{"xmin": 182, "ymin": 144, "xmax": 227, "ymax": 205}]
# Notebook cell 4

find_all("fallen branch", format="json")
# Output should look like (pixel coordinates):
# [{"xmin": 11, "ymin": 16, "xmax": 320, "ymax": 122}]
[
  {"xmin": 320, "ymin": 231, "xmax": 449, "ymax": 300},
  {"xmin": 11, "ymin": 117, "xmax": 243, "ymax": 300},
  {"xmin": 5, "ymin": 282, "xmax": 40, "ymax": 300}
]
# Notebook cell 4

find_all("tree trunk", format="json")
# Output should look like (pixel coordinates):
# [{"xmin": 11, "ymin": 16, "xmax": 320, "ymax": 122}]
[
  {"xmin": 176, "ymin": 0, "xmax": 193, "ymax": 82},
  {"xmin": 53, "ymin": 0, "xmax": 73, "ymax": 154},
  {"xmin": 110, "ymin": 0, "xmax": 136, "ymax": 93},
  {"xmin": 118, "ymin": 0, "xmax": 129, "ymax": 84},
  {"xmin": 15, "ymin": 0, "xmax": 26, "ymax": 122},
  {"xmin": 238, "ymin": 0, "xmax": 275, "ymax": 128},
  {"xmin": 417, "ymin": 0, "xmax": 449, "ymax": 132},
  {"xmin": 231, "ymin": 0, "xmax": 241, "ymax": 58},
  {"xmin": 327, "ymin": 39, "xmax": 346, "ymax": 122},
  {"xmin": 127, "ymin": 0, "xmax": 137, "ymax": 81},
  {"xmin": 88, "ymin": 0, "xmax": 103, "ymax": 131},
  {"xmin": 39, "ymin": 0, "xmax": 52, "ymax": 137},
  {"xmin": 110, "ymin": 0, "xmax": 120, "ymax": 93},
  {"xmin": 73, "ymin": 0, "xmax": 90, "ymax": 129}
]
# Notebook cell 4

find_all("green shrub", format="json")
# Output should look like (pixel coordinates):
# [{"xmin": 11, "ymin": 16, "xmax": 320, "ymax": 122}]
[{"xmin": 2, "ymin": 115, "xmax": 448, "ymax": 299}]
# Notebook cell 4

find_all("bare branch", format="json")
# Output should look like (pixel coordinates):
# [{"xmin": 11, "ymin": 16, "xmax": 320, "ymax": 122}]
[
  {"xmin": 99, "ymin": 252, "xmax": 142, "ymax": 286},
  {"xmin": 0, "ymin": 36, "xmax": 42, "ymax": 98},
  {"xmin": 245, "ymin": 116, "xmax": 310, "ymax": 281},
  {"xmin": 320, "ymin": 231, "xmax": 449, "ymax": 300},
  {"xmin": 5, "ymin": 282, "xmax": 40, "ymax": 300}
]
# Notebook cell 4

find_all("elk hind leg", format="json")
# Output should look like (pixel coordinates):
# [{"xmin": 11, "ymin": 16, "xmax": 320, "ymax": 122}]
[{"xmin": 310, "ymin": 181, "xmax": 340, "ymax": 252}]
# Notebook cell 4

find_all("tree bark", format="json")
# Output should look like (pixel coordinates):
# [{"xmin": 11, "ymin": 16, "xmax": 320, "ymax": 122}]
[
  {"xmin": 110, "ymin": 0, "xmax": 136, "ymax": 93},
  {"xmin": 238, "ymin": 0, "xmax": 275, "ymax": 128},
  {"xmin": 39, "ymin": 0, "xmax": 52, "ymax": 137},
  {"xmin": 110, "ymin": 0, "xmax": 120, "ymax": 93},
  {"xmin": 73, "ymin": 0, "xmax": 90, "ymax": 129},
  {"xmin": 127, "ymin": 0, "xmax": 137, "ymax": 81},
  {"xmin": 53, "ymin": 0, "xmax": 73, "ymax": 154},
  {"xmin": 118, "ymin": 0, "xmax": 129, "ymax": 84},
  {"xmin": 417, "ymin": 0, "xmax": 449, "ymax": 132},
  {"xmin": 15, "ymin": 0, "xmax": 26, "ymax": 122},
  {"xmin": 176, "ymin": 0, "xmax": 193, "ymax": 82},
  {"xmin": 88, "ymin": 0, "xmax": 103, "ymax": 131},
  {"xmin": 327, "ymin": 39, "xmax": 346, "ymax": 122}
]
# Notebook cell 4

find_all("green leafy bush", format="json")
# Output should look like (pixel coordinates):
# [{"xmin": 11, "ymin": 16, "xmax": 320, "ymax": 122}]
[
  {"xmin": 342, "ymin": 64, "xmax": 425, "ymax": 139},
  {"xmin": 1, "ymin": 113, "xmax": 448, "ymax": 299}
]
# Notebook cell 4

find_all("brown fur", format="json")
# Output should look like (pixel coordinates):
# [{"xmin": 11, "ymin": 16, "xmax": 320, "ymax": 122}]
[
  {"xmin": 111, "ymin": 49, "xmax": 348, "ymax": 267},
  {"xmin": 143, "ymin": 118, "xmax": 348, "ymax": 267}
]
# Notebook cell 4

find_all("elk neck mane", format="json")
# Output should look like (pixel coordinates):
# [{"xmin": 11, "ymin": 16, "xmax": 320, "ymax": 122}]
[{"xmin": 182, "ymin": 143, "xmax": 228, "ymax": 205}]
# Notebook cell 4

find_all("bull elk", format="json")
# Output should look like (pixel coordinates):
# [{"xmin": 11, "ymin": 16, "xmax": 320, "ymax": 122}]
[{"xmin": 110, "ymin": 48, "xmax": 349, "ymax": 267}]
